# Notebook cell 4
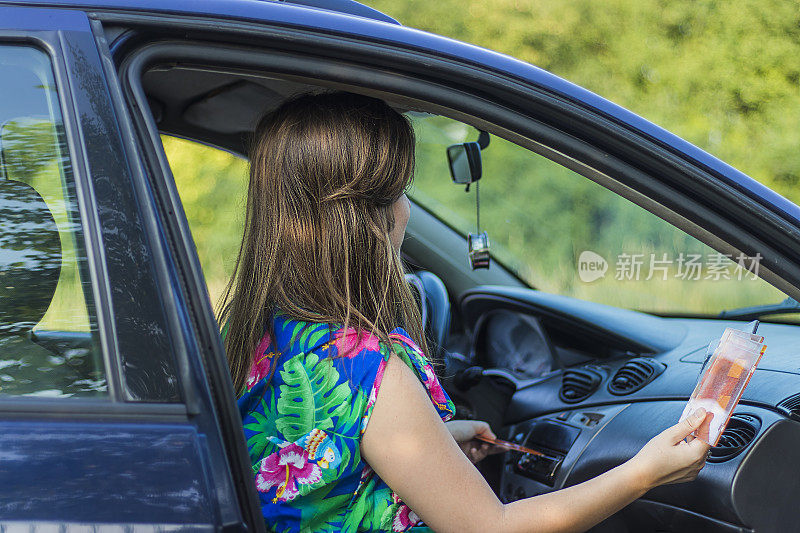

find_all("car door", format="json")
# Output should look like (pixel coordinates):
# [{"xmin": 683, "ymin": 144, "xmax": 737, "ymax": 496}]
[{"xmin": 0, "ymin": 5, "xmax": 260, "ymax": 530}]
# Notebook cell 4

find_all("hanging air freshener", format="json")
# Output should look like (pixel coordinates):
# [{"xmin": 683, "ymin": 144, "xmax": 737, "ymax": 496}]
[
  {"xmin": 468, "ymin": 231, "xmax": 490, "ymax": 269},
  {"xmin": 446, "ymin": 130, "xmax": 491, "ymax": 270},
  {"xmin": 468, "ymin": 178, "xmax": 490, "ymax": 269}
]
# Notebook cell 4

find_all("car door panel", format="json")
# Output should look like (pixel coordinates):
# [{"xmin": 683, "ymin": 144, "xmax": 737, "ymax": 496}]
[
  {"xmin": 0, "ymin": 5, "xmax": 248, "ymax": 530},
  {"xmin": 0, "ymin": 420, "xmax": 216, "ymax": 526}
]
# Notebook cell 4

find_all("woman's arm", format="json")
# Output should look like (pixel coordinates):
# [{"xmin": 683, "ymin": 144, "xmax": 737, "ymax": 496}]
[{"xmin": 361, "ymin": 354, "xmax": 710, "ymax": 533}]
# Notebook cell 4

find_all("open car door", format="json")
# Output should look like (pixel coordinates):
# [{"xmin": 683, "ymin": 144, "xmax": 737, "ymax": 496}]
[{"xmin": 0, "ymin": 5, "xmax": 261, "ymax": 531}]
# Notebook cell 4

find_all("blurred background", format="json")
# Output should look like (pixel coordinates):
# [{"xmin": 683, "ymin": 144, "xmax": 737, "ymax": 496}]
[
  {"xmin": 162, "ymin": 0, "xmax": 800, "ymax": 317},
  {"xmin": 365, "ymin": 0, "xmax": 800, "ymax": 186}
]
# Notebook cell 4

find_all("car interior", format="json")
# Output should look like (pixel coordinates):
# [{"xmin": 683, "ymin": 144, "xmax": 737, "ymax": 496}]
[{"xmin": 97, "ymin": 34, "xmax": 800, "ymax": 531}]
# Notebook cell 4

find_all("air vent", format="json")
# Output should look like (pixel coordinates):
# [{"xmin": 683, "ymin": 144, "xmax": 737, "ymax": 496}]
[
  {"xmin": 607, "ymin": 358, "xmax": 666, "ymax": 395},
  {"xmin": 777, "ymin": 393, "xmax": 800, "ymax": 420},
  {"xmin": 708, "ymin": 414, "xmax": 760, "ymax": 463},
  {"xmin": 560, "ymin": 368, "xmax": 603, "ymax": 403}
]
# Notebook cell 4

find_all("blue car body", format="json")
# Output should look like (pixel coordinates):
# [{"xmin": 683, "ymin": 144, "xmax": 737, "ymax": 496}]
[{"xmin": 1, "ymin": 1, "xmax": 799, "ymax": 531}]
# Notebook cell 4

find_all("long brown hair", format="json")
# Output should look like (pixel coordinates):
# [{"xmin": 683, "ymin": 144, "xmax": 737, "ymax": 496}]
[{"xmin": 219, "ymin": 90, "xmax": 427, "ymax": 396}]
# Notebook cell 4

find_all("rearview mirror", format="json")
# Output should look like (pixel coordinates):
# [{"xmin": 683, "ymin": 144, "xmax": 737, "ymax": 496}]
[{"xmin": 446, "ymin": 141, "xmax": 482, "ymax": 184}]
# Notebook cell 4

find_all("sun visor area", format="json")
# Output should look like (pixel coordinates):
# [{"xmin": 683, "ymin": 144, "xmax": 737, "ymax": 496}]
[
  {"xmin": 183, "ymin": 81, "xmax": 284, "ymax": 134},
  {"xmin": 142, "ymin": 64, "xmax": 439, "ymax": 153}
]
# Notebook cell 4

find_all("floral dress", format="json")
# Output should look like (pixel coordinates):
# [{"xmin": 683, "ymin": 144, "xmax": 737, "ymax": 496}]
[{"xmin": 234, "ymin": 312, "xmax": 455, "ymax": 532}]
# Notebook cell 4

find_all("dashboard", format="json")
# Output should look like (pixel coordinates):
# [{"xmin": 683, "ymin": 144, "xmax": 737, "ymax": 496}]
[{"xmin": 445, "ymin": 285, "xmax": 800, "ymax": 533}]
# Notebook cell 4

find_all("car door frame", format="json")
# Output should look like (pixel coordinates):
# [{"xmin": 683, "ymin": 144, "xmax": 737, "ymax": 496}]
[
  {"xmin": 0, "ymin": 6, "xmax": 124, "ymax": 403},
  {"xmin": 85, "ymin": 15, "xmax": 266, "ymax": 532},
  {"xmin": 0, "ymin": 5, "xmax": 258, "ymax": 531}
]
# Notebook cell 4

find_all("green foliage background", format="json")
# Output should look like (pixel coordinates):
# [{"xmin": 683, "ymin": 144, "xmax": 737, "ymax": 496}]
[
  {"xmin": 365, "ymin": 0, "xmax": 800, "ymax": 192},
  {"xmin": 164, "ymin": 1, "xmax": 800, "ymax": 316}
]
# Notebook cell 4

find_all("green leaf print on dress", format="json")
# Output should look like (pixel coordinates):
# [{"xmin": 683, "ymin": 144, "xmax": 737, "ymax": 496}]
[
  {"xmin": 244, "ymin": 391, "xmax": 280, "ymax": 466},
  {"xmin": 276, "ymin": 351, "xmax": 351, "ymax": 442}
]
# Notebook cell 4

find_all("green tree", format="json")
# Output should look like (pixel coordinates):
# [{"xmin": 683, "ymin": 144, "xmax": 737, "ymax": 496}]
[{"xmin": 364, "ymin": 0, "xmax": 800, "ymax": 202}]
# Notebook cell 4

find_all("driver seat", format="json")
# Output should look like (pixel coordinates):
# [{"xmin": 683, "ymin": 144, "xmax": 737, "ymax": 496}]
[
  {"xmin": 405, "ymin": 270, "xmax": 451, "ymax": 357},
  {"xmin": 0, "ymin": 179, "xmax": 62, "ymax": 394}
]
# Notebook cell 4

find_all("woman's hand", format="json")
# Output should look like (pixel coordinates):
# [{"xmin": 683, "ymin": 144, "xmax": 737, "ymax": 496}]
[
  {"xmin": 445, "ymin": 419, "xmax": 501, "ymax": 463},
  {"xmin": 625, "ymin": 407, "xmax": 713, "ymax": 490}
]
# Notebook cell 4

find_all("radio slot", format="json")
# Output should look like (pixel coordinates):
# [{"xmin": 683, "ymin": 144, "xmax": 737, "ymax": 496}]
[{"xmin": 514, "ymin": 419, "xmax": 580, "ymax": 486}]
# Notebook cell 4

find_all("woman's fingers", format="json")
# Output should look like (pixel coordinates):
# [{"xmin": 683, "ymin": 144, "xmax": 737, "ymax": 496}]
[
  {"xmin": 628, "ymin": 408, "xmax": 717, "ymax": 488},
  {"xmin": 472, "ymin": 420, "xmax": 496, "ymax": 440},
  {"xmin": 488, "ymin": 444, "xmax": 506, "ymax": 455},
  {"xmin": 668, "ymin": 408, "xmax": 708, "ymax": 444},
  {"xmin": 470, "ymin": 446, "xmax": 483, "ymax": 463},
  {"xmin": 469, "ymin": 443, "xmax": 486, "ymax": 463},
  {"xmin": 445, "ymin": 419, "xmax": 495, "ymax": 442},
  {"xmin": 446, "ymin": 419, "xmax": 504, "ymax": 462},
  {"xmin": 462, "ymin": 440, "xmax": 498, "ymax": 463},
  {"xmin": 688, "ymin": 435, "xmax": 711, "ymax": 460}
]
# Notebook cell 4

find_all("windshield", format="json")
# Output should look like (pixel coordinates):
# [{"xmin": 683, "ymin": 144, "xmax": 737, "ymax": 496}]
[{"xmin": 408, "ymin": 114, "xmax": 788, "ymax": 318}]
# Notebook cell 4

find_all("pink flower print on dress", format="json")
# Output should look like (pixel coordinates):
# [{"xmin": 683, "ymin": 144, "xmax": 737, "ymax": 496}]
[
  {"xmin": 255, "ymin": 443, "xmax": 322, "ymax": 502},
  {"xmin": 333, "ymin": 327, "xmax": 382, "ymax": 358},
  {"xmin": 392, "ymin": 505, "xmax": 419, "ymax": 532},
  {"xmin": 246, "ymin": 333, "xmax": 274, "ymax": 390},
  {"xmin": 388, "ymin": 331, "xmax": 451, "ymax": 416},
  {"xmin": 390, "ymin": 492, "xmax": 420, "ymax": 531},
  {"xmin": 389, "ymin": 331, "xmax": 417, "ymax": 351},
  {"xmin": 361, "ymin": 358, "xmax": 388, "ymax": 434},
  {"xmin": 422, "ymin": 363, "xmax": 449, "ymax": 408}
]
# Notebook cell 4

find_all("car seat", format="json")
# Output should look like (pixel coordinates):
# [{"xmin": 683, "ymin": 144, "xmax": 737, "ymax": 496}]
[
  {"xmin": 405, "ymin": 270, "xmax": 451, "ymax": 358},
  {"xmin": 0, "ymin": 179, "xmax": 65, "ymax": 395}
]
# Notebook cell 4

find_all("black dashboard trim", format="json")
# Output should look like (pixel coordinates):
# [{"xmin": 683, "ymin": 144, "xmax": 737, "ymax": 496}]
[{"xmin": 461, "ymin": 286, "xmax": 688, "ymax": 355}]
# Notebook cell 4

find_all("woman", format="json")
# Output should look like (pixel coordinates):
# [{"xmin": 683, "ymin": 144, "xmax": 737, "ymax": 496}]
[{"xmin": 220, "ymin": 91, "xmax": 711, "ymax": 532}]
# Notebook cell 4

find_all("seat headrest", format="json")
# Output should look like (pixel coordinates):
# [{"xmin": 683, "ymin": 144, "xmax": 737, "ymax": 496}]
[
  {"xmin": 0, "ymin": 180, "xmax": 61, "ymax": 334},
  {"xmin": 405, "ymin": 270, "xmax": 451, "ymax": 357}
]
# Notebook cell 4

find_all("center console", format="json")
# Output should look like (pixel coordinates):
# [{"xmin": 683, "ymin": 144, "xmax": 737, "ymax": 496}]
[{"xmin": 500, "ymin": 404, "xmax": 627, "ymax": 501}]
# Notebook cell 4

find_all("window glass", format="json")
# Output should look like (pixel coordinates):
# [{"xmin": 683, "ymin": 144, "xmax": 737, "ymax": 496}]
[
  {"xmin": 0, "ymin": 46, "xmax": 106, "ymax": 397},
  {"xmin": 410, "ymin": 114, "xmax": 787, "ymax": 317},
  {"xmin": 162, "ymin": 136, "xmax": 248, "ymax": 307},
  {"xmin": 161, "ymin": 114, "xmax": 788, "ymax": 321}
]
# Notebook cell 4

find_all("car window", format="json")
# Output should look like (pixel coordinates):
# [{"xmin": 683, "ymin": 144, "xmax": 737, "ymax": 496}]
[
  {"xmin": 161, "ymin": 135, "xmax": 248, "ymax": 308},
  {"xmin": 409, "ymin": 114, "xmax": 787, "ymax": 317},
  {"xmin": 161, "ymin": 114, "xmax": 788, "ymax": 320},
  {"xmin": 0, "ymin": 45, "xmax": 106, "ymax": 397}
]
